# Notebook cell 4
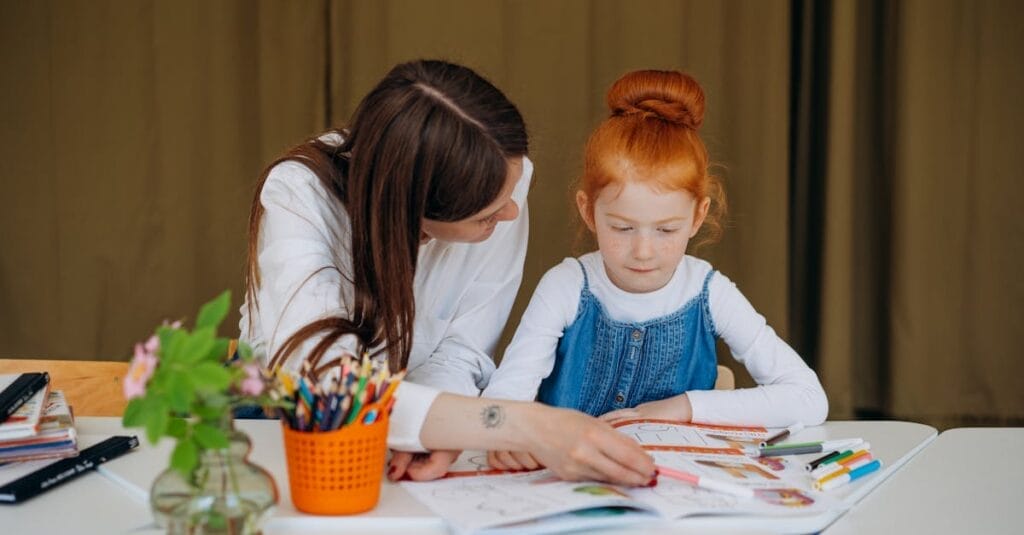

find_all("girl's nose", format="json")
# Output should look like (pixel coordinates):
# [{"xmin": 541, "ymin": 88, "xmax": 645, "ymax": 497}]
[{"xmin": 633, "ymin": 234, "xmax": 654, "ymax": 259}]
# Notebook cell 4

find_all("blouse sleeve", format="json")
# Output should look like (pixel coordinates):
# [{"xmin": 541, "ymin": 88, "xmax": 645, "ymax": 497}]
[
  {"xmin": 686, "ymin": 272, "xmax": 829, "ymax": 427},
  {"xmin": 247, "ymin": 161, "xmax": 361, "ymax": 373}
]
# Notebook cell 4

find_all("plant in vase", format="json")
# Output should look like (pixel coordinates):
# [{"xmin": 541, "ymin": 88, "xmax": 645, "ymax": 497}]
[{"xmin": 122, "ymin": 290, "xmax": 290, "ymax": 535}]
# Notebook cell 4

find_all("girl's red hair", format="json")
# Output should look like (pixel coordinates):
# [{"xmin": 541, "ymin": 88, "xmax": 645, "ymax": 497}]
[{"xmin": 581, "ymin": 70, "xmax": 726, "ymax": 246}]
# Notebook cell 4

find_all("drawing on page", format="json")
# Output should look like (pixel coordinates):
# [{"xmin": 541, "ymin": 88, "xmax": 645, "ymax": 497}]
[
  {"xmin": 695, "ymin": 459, "xmax": 778, "ymax": 480},
  {"xmin": 754, "ymin": 488, "xmax": 816, "ymax": 507},
  {"xmin": 573, "ymin": 484, "xmax": 629, "ymax": 498},
  {"xmin": 651, "ymin": 479, "xmax": 739, "ymax": 507},
  {"xmin": 430, "ymin": 482, "xmax": 553, "ymax": 517}
]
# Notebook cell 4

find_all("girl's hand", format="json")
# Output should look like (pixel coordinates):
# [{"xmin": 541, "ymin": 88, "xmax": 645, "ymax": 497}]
[
  {"xmin": 387, "ymin": 449, "xmax": 461, "ymax": 481},
  {"xmin": 487, "ymin": 450, "xmax": 543, "ymax": 471},
  {"xmin": 600, "ymin": 394, "xmax": 693, "ymax": 425}
]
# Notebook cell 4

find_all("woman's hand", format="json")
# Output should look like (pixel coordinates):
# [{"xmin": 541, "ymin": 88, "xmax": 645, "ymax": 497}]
[
  {"xmin": 387, "ymin": 449, "xmax": 462, "ymax": 482},
  {"xmin": 521, "ymin": 405, "xmax": 655, "ymax": 486},
  {"xmin": 486, "ymin": 450, "xmax": 543, "ymax": 471},
  {"xmin": 600, "ymin": 394, "xmax": 693, "ymax": 425}
]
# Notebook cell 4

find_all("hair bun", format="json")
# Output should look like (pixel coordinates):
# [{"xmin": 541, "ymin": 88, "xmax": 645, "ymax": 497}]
[{"xmin": 606, "ymin": 70, "xmax": 705, "ymax": 130}]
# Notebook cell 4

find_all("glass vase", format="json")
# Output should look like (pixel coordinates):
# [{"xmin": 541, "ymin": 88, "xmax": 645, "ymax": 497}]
[{"xmin": 150, "ymin": 427, "xmax": 278, "ymax": 534}]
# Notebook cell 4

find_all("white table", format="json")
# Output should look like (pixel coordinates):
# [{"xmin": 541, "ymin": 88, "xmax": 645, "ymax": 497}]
[
  {"xmin": 823, "ymin": 427, "xmax": 1023, "ymax": 534},
  {"xmin": 2, "ymin": 417, "xmax": 938, "ymax": 534}
]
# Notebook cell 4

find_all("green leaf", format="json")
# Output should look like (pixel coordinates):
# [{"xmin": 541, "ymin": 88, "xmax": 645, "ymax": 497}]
[
  {"xmin": 191, "ymin": 362, "xmax": 233, "ymax": 392},
  {"xmin": 210, "ymin": 338, "xmax": 231, "ymax": 363},
  {"xmin": 165, "ymin": 373, "xmax": 194, "ymax": 413},
  {"xmin": 144, "ymin": 399, "xmax": 169, "ymax": 444},
  {"xmin": 192, "ymin": 405, "xmax": 225, "ymax": 421},
  {"xmin": 122, "ymin": 398, "xmax": 147, "ymax": 427},
  {"xmin": 180, "ymin": 327, "xmax": 216, "ymax": 364},
  {"xmin": 193, "ymin": 423, "xmax": 230, "ymax": 450},
  {"xmin": 167, "ymin": 418, "xmax": 188, "ymax": 439},
  {"xmin": 162, "ymin": 329, "xmax": 188, "ymax": 363},
  {"xmin": 195, "ymin": 290, "xmax": 231, "ymax": 331},
  {"xmin": 171, "ymin": 438, "xmax": 199, "ymax": 478}
]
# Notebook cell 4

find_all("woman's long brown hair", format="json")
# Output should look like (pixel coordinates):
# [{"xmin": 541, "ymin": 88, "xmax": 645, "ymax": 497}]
[{"xmin": 245, "ymin": 60, "xmax": 528, "ymax": 374}]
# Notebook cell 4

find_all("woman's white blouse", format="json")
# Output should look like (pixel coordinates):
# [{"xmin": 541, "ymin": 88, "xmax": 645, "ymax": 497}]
[{"xmin": 240, "ymin": 157, "xmax": 533, "ymax": 451}]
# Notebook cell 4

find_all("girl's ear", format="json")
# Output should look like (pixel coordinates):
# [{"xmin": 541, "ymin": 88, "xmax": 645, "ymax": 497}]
[
  {"xmin": 690, "ymin": 196, "xmax": 711, "ymax": 238},
  {"xmin": 576, "ymin": 190, "xmax": 596, "ymax": 231}
]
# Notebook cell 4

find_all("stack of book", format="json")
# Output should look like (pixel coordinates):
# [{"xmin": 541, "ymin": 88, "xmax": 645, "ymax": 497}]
[{"xmin": 0, "ymin": 373, "xmax": 78, "ymax": 464}]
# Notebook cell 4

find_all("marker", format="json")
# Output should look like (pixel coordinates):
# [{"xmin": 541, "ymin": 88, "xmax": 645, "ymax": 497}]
[
  {"xmin": 813, "ymin": 454, "xmax": 875, "ymax": 482},
  {"xmin": 746, "ymin": 438, "xmax": 863, "ymax": 457},
  {"xmin": 759, "ymin": 422, "xmax": 805, "ymax": 447},
  {"xmin": 0, "ymin": 436, "xmax": 139, "ymax": 503},
  {"xmin": 806, "ymin": 440, "xmax": 872, "ymax": 471},
  {"xmin": 814, "ymin": 459, "xmax": 883, "ymax": 491},
  {"xmin": 655, "ymin": 465, "xmax": 754, "ymax": 499},
  {"xmin": 805, "ymin": 450, "xmax": 843, "ymax": 472}
]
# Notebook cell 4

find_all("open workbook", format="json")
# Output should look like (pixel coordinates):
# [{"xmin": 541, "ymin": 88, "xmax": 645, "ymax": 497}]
[{"xmin": 401, "ymin": 420, "xmax": 842, "ymax": 534}]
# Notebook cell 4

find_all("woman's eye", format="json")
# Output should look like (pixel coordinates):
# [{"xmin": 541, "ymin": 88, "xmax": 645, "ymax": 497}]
[
  {"xmin": 612, "ymin": 226, "xmax": 632, "ymax": 232},
  {"xmin": 658, "ymin": 227, "xmax": 680, "ymax": 234}
]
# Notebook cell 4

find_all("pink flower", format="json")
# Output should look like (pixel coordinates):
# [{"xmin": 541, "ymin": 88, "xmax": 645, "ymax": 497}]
[
  {"xmin": 124, "ymin": 337, "xmax": 159, "ymax": 400},
  {"xmin": 240, "ymin": 364, "xmax": 264, "ymax": 396}
]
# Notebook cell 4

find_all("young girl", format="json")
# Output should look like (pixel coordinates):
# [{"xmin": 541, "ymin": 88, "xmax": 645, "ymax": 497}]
[{"xmin": 482, "ymin": 70, "xmax": 827, "ymax": 468}]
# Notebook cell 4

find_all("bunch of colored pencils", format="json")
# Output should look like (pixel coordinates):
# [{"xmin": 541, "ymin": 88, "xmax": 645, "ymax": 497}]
[{"xmin": 274, "ymin": 353, "xmax": 404, "ymax": 432}]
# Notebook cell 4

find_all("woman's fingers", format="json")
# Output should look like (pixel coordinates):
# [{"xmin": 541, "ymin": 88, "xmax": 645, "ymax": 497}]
[
  {"xmin": 388, "ymin": 451, "xmax": 414, "ymax": 481},
  {"xmin": 486, "ymin": 450, "xmax": 507, "ymax": 470},
  {"xmin": 510, "ymin": 451, "xmax": 541, "ymax": 470},
  {"xmin": 406, "ymin": 450, "xmax": 461, "ymax": 481}
]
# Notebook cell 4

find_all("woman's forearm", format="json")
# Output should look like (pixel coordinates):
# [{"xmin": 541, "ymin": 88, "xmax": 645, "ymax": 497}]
[{"xmin": 418, "ymin": 393, "xmax": 537, "ymax": 452}]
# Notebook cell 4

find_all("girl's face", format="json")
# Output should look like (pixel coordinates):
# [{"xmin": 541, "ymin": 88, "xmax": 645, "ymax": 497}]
[
  {"xmin": 421, "ymin": 157, "xmax": 524, "ymax": 244},
  {"xmin": 579, "ymin": 180, "xmax": 709, "ymax": 293}
]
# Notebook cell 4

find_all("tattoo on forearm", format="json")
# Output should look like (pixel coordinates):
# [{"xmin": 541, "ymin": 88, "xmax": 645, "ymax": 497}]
[{"xmin": 480, "ymin": 404, "xmax": 505, "ymax": 429}]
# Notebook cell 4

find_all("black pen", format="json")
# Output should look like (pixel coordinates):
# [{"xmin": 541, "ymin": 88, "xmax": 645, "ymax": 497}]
[
  {"xmin": 0, "ymin": 435, "xmax": 139, "ymax": 504},
  {"xmin": 0, "ymin": 372, "xmax": 50, "ymax": 423}
]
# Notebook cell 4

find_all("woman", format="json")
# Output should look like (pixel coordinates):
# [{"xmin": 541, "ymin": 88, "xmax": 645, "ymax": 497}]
[{"xmin": 241, "ymin": 59, "xmax": 654, "ymax": 485}]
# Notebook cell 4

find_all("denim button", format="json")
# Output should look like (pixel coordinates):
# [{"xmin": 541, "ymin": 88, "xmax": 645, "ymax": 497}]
[
  {"xmin": 631, "ymin": 329, "xmax": 642, "ymax": 341},
  {"xmin": 615, "ymin": 393, "xmax": 625, "ymax": 403}
]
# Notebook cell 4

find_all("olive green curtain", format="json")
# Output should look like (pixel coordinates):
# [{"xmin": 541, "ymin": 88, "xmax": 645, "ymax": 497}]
[
  {"xmin": 1, "ymin": 0, "xmax": 1021, "ymax": 428},
  {"xmin": 819, "ymin": 0, "xmax": 1024, "ymax": 427},
  {"xmin": 0, "ymin": 0, "xmax": 326, "ymax": 358}
]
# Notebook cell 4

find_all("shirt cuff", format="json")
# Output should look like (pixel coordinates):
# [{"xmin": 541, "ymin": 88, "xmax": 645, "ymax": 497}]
[
  {"xmin": 387, "ymin": 381, "xmax": 441, "ymax": 452},
  {"xmin": 685, "ymin": 389, "xmax": 720, "ymax": 425}
]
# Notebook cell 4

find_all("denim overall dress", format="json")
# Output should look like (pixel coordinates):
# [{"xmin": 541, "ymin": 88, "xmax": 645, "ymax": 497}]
[{"xmin": 537, "ymin": 260, "xmax": 719, "ymax": 416}]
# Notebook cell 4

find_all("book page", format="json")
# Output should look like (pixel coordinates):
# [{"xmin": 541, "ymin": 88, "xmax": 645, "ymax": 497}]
[{"xmin": 403, "ymin": 420, "xmax": 840, "ymax": 533}]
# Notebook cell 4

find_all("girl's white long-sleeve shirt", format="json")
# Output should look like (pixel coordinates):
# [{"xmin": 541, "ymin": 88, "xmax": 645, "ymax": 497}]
[
  {"xmin": 240, "ymin": 156, "xmax": 534, "ymax": 451},
  {"xmin": 482, "ymin": 252, "xmax": 828, "ymax": 427}
]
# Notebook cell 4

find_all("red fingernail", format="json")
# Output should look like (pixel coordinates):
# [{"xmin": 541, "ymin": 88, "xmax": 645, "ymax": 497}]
[{"xmin": 646, "ymin": 476, "xmax": 658, "ymax": 487}]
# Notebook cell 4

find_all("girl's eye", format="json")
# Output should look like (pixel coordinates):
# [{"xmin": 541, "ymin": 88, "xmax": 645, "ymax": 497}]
[
  {"xmin": 658, "ymin": 227, "xmax": 680, "ymax": 234},
  {"xmin": 612, "ymin": 226, "xmax": 633, "ymax": 232}
]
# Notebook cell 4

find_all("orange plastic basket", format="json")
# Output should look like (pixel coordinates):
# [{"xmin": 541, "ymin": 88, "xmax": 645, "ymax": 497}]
[{"xmin": 281, "ymin": 415, "xmax": 389, "ymax": 515}]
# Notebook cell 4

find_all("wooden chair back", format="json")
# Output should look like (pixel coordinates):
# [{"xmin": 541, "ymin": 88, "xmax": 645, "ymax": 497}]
[
  {"xmin": 715, "ymin": 365, "xmax": 735, "ymax": 390},
  {"xmin": 0, "ymin": 359, "xmax": 130, "ymax": 416}
]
